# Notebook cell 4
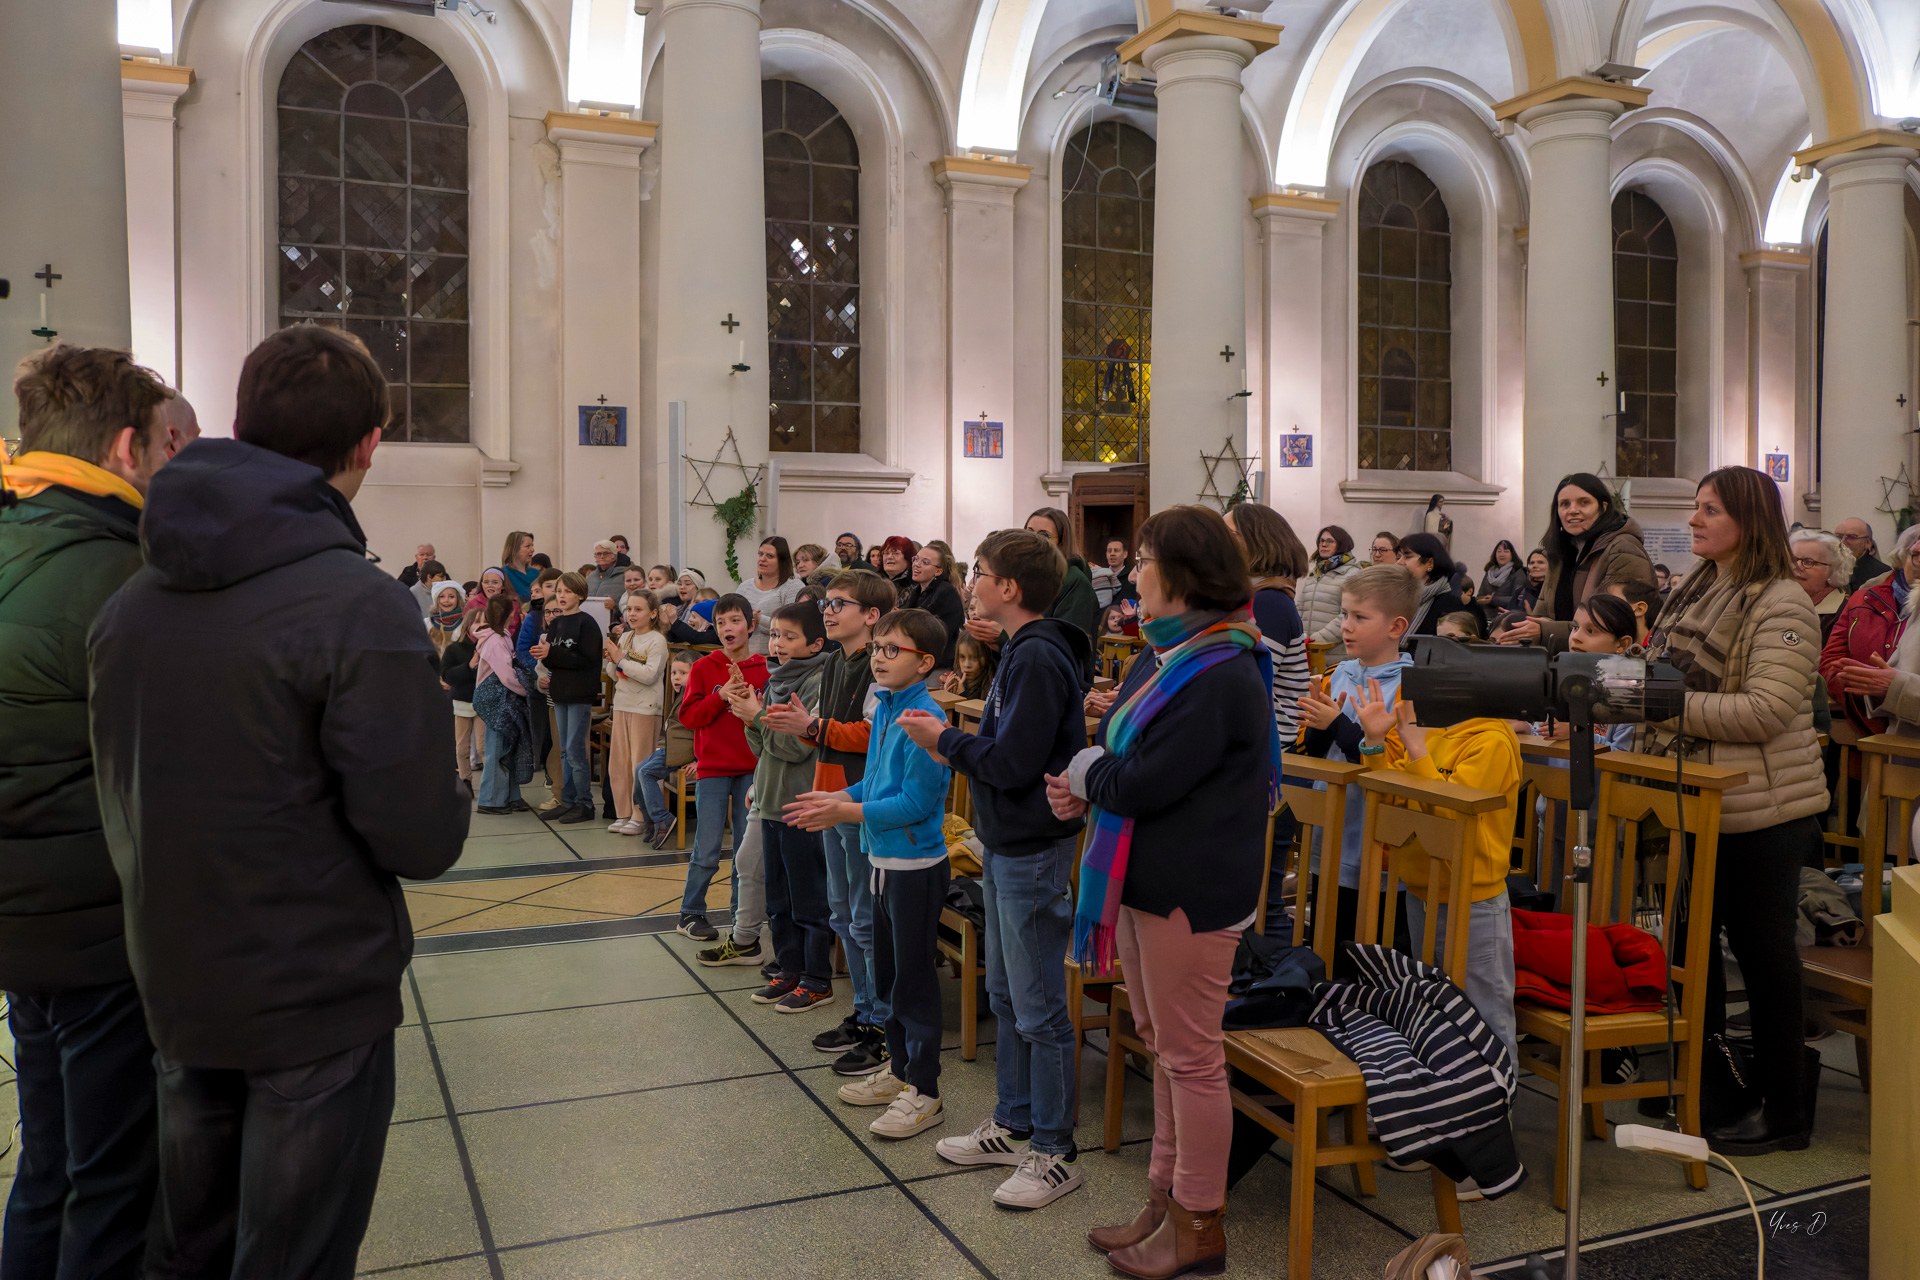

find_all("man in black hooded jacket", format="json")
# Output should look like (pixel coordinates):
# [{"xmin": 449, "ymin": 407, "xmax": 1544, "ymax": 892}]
[{"xmin": 88, "ymin": 326, "xmax": 469, "ymax": 1278}]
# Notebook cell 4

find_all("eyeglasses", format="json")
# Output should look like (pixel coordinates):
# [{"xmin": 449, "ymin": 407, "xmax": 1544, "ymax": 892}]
[
  {"xmin": 1133, "ymin": 553, "xmax": 1156, "ymax": 568},
  {"xmin": 818, "ymin": 598, "xmax": 855, "ymax": 613},
  {"xmin": 969, "ymin": 565, "xmax": 1008, "ymax": 583},
  {"xmin": 1838, "ymin": 532, "xmax": 1870, "ymax": 544},
  {"xmin": 867, "ymin": 641, "xmax": 932, "ymax": 660},
  {"xmin": 1792, "ymin": 556, "xmax": 1833, "ymax": 571}
]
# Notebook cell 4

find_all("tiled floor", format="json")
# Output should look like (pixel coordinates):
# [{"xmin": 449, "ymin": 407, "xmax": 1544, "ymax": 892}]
[{"xmin": 0, "ymin": 799, "xmax": 1874, "ymax": 1279}]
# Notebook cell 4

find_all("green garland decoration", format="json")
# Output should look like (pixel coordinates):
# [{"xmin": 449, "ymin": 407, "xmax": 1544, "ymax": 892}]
[{"xmin": 715, "ymin": 484, "xmax": 759, "ymax": 582}]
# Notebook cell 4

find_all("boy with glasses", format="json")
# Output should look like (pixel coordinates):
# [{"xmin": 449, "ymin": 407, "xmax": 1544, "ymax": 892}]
[
  {"xmin": 789, "ymin": 608, "xmax": 954, "ymax": 1139},
  {"xmin": 897, "ymin": 530, "xmax": 1093, "ymax": 1209},
  {"xmin": 758, "ymin": 571, "xmax": 898, "ymax": 1069}
]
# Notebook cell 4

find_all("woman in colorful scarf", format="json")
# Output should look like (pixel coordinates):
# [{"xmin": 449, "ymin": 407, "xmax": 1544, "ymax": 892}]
[
  {"xmin": 1640, "ymin": 466, "xmax": 1824, "ymax": 1157},
  {"xmin": 1044, "ymin": 505, "xmax": 1281, "ymax": 1279}
]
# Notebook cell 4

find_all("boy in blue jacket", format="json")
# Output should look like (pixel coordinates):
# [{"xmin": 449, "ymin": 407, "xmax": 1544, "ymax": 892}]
[
  {"xmin": 897, "ymin": 529, "xmax": 1092, "ymax": 1210},
  {"xmin": 788, "ymin": 608, "xmax": 953, "ymax": 1141}
]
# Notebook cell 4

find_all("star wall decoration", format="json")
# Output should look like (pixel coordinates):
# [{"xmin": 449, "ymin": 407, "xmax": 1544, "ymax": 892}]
[
  {"xmin": 1198, "ymin": 436, "xmax": 1254, "ymax": 511},
  {"xmin": 684, "ymin": 426, "xmax": 765, "ymax": 510}
]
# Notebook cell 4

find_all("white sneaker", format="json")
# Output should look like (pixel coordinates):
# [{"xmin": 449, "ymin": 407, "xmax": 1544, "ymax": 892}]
[
  {"xmin": 617, "ymin": 819, "xmax": 647, "ymax": 836},
  {"xmin": 607, "ymin": 818, "xmax": 630, "ymax": 832},
  {"xmin": 991, "ymin": 1149, "xmax": 1084, "ymax": 1209},
  {"xmin": 869, "ymin": 1087, "xmax": 944, "ymax": 1139},
  {"xmin": 935, "ymin": 1117, "xmax": 1029, "ymax": 1168},
  {"xmin": 836, "ymin": 1065, "xmax": 906, "ymax": 1107}
]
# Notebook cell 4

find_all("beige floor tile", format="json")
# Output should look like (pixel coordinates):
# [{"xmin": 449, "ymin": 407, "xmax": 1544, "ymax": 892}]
[
  {"xmin": 410, "ymin": 874, "xmax": 589, "ymax": 905},
  {"xmin": 513, "ymin": 872, "xmax": 684, "ymax": 917},
  {"xmin": 417, "ymin": 901, "xmax": 623, "ymax": 937}
]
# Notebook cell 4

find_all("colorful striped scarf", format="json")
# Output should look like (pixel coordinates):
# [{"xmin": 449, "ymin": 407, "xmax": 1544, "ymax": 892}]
[{"xmin": 1071, "ymin": 606, "xmax": 1280, "ymax": 975}]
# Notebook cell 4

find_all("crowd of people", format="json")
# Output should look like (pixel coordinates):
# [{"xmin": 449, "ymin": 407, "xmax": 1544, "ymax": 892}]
[{"xmin": 0, "ymin": 326, "xmax": 1885, "ymax": 1278}]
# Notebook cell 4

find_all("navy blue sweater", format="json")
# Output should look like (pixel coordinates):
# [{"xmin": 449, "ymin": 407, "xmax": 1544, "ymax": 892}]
[
  {"xmin": 938, "ymin": 619, "xmax": 1091, "ymax": 856},
  {"xmin": 1083, "ymin": 645, "xmax": 1274, "ymax": 931}
]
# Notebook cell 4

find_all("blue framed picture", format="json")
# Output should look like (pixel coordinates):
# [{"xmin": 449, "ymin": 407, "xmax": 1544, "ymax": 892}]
[
  {"xmin": 1280, "ymin": 434, "xmax": 1313, "ymax": 468},
  {"xmin": 1765, "ymin": 453, "xmax": 1789, "ymax": 483},
  {"xmin": 965, "ymin": 419, "xmax": 1004, "ymax": 459},
  {"xmin": 579, "ymin": 405, "xmax": 627, "ymax": 447}
]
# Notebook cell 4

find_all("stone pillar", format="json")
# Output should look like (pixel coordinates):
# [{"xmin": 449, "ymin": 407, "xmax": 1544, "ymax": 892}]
[
  {"xmin": 1507, "ymin": 94, "xmax": 1633, "ymax": 523},
  {"xmin": 652, "ymin": 0, "xmax": 769, "ymax": 580},
  {"xmin": 1121, "ymin": 12, "xmax": 1278, "ymax": 510},
  {"xmin": 1740, "ymin": 249, "xmax": 1810, "ymax": 518},
  {"xmin": 0, "ymin": 0, "xmax": 130, "ymax": 434},
  {"xmin": 121, "ymin": 62, "xmax": 193, "ymax": 388},
  {"xmin": 547, "ymin": 113, "xmax": 655, "ymax": 566},
  {"xmin": 935, "ymin": 156, "xmax": 1030, "ymax": 563},
  {"xmin": 1816, "ymin": 149, "xmax": 1915, "ymax": 532},
  {"xmin": 1253, "ymin": 193, "xmax": 1337, "ymax": 532}
]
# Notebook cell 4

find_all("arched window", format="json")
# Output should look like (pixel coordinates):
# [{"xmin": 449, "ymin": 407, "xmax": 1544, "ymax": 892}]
[
  {"xmin": 276, "ymin": 25, "xmax": 470, "ymax": 442},
  {"xmin": 1062, "ymin": 120, "xmax": 1155, "ymax": 464},
  {"xmin": 764, "ymin": 80, "xmax": 860, "ymax": 454},
  {"xmin": 1612, "ymin": 190, "xmax": 1679, "ymax": 477},
  {"xmin": 1357, "ymin": 161, "xmax": 1452, "ymax": 471}
]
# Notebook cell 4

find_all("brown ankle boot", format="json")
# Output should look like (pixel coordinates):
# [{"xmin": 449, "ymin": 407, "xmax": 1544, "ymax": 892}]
[
  {"xmin": 1088, "ymin": 1185, "xmax": 1169, "ymax": 1254},
  {"xmin": 1106, "ymin": 1194, "xmax": 1226, "ymax": 1279}
]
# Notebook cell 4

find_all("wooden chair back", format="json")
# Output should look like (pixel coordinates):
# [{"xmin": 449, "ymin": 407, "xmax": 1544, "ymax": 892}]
[
  {"xmin": 1306, "ymin": 641, "xmax": 1334, "ymax": 678},
  {"xmin": 1274, "ymin": 754, "xmax": 1367, "ymax": 967},
  {"xmin": 1823, "ymin": 725, "xmax": 1865, "ymax": 865},
  {"xmin": 1585, "ymin": 750, "xmax": 1745, "ymax": 1029},
  {"xmin": 1516, "ymin": 734, "xmax": 1575, "ymax": 894},
  {"xmin": 1354, "ymin": 771, "xmax": 1508, "ymax": 987},
  {"xmin": 1855, "ymin": 733, "xmax": 1920, "ymax": 929},
  {"xmin": 1098, "ymin": 634, "xmax": 1145, "ymax": 681}
]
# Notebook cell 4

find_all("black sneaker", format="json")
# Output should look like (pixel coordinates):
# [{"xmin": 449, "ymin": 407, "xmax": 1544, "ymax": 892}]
[
  {"xmin": 833, "ymin": 1031, "xmax": 890, "ymax": 1078},
  {"xmin": 750, "ymin": 975, "xmax": 800, "ymax": 1005},
  {"xmin": 506, "ymin": 798, "xmax": 532, "ymax": 813},
  {"xmin": 649, "ymin": 813, "xmax": 678, "ymax": 850},
  {"xmin": 760, "ymin": 960, "xmax": 782, "ymax": 982},
  {"xmin": 476, "ymin": 805, "xmax": 514, "ymax": 816},
  {"xmin": 535, "ymin": 800, "xmax": 570, "ymax": 819},
  {"xmin": 695, "ymin": 937, "xmax": 763, "ymax": 967},
  {"xmin": 813, "ymin": 1013, "xmax": 865, "ymax": 1054},
  {"xmin": 676, "ymin": 914, "xmax": 719, "ymax": 942},
  {"xmin": 556, "ymin": 804, "xmax": 594, "ymax": 825}
]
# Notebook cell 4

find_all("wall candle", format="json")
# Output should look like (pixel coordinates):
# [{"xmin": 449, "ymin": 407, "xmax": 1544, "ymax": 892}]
[
  {"xmin": 1242, "ymin": 367, "xmax": 1248, "ymax": 392},
  {"xmin": 737, "ymin": 339, "xmax": 744, "ymax": 364},
  {"xmin": 39, "ymin": 293, "xmax": 47, "ymax": 326}
]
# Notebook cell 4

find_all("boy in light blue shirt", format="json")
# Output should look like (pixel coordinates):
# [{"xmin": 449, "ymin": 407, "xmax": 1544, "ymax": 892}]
[{"xmin": 787, "ymin": 607, "xmax": 952, "ymax": 1141}]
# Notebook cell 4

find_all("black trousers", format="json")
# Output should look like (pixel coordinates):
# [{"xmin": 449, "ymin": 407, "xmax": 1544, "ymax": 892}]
[
  {"xmin": 145, "ymin": 1034, "xmax": 396, "ymax": 1280},
  {"xmin": 527, "ymin": 688, "xmax": 554, "ymax": 782},
  {"xmin": 1702, "ymin": 817, "xmax": 1814, "ymax": 1131},
  {"xmin": 763, "ymin": 819, "xmax": 834, "ymax": 991},
  {"xmin": 1261, "ymin": 810, "xmax": 1301, "ymax": 935},
  {"xmin": 2, "ymin": 979, "xmax": 157, "ymax": 1280},
  {"xmin": 874, "ymin": 861, "xmax": 951, "ymax": 1097}
]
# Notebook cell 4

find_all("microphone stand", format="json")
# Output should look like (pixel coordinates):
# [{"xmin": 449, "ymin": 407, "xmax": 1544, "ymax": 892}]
[{"xmin": 1560, "ymin": 705, "xmax": 1598, "ymax": 1277}]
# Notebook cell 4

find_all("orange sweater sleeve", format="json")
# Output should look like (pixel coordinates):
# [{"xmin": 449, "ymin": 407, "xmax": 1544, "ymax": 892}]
[{"xmin": 819, "ymin": 717, "xmax": 871, "ymax": 754}]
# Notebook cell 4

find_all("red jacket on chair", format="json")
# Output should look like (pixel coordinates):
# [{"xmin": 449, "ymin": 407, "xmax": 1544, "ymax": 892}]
[{"xmin": 1511, "ymin": 908, "xmax": 1669, "ymax": 1014}]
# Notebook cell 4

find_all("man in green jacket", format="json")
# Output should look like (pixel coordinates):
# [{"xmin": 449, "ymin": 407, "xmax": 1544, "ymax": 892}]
[{"xmin": 0, "ymin": 344, "xmax": 178, "ymax": 1278}]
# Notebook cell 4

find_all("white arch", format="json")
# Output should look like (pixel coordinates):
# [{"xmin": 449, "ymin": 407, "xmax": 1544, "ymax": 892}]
[
  {"xmin": 1763, "ymin": 134, "xmax": 1820, "ymax": 245},
  {"xmin": 567, "ymin": 0, "xmax": 646, "ymax": 109},
  {"xmin": 1274, "ymin": 0, "xmax": 1529, "ymax": 191},
  {"xmin": 959, "ymin": 0, "xmax": 1049, "ymax": 153},
  {"xmin": 1612, "ymin": 107, "xmax": 1764, "ymax": 251}
]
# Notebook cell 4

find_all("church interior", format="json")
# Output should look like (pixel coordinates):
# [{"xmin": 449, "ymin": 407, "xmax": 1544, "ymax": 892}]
[{"xmin": 5, "ymin": 0, "xmax": 1920, "ymax": 1277}]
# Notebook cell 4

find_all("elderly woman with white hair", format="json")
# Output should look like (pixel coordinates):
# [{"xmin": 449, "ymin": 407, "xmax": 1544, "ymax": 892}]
[
  {"xmin": 1820, "ymin": 523, "xmax": 1920, "ymax": 738},
  {"xmin": 1789, "ymin": 529, "xmax": 1854, "ymax": 645}
]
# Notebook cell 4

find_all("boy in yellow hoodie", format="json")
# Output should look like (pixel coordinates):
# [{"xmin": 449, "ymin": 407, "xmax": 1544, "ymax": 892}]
[{"xmin": 1353, "ymin": 681, "xmax": 1522, "ymax": 1071}]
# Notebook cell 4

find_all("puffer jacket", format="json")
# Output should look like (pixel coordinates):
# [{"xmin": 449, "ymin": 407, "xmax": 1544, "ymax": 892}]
[
  {"xmin": 1818, "ymin": 570, "xmax": 1901, "ymax": 735},
  {"xmin": 1297, "ymin": 555, "xmax": 1360, "ymax": 657},
  {"xmin": 1530, "ymin": 516, "xmax": 1655, "ymax": 653},
  {"xmin": 1641, "ymin": 576, "xmax": 1827, "ymax": 833}
]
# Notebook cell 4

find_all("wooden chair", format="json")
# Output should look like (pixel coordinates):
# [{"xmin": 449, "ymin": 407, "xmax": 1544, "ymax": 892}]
[
  {"xmin": 1102, "ymin": 768, "xmax": 1500, "ymax": 1280},
  {"xmin": 669, "ymin": 764, "xmax": 694, "ymax": 850},
  {"xmin": 1275, "ymin": 755, "xmax": 1367, "ymax": 968},
  {"xmin": 937, "ymin": 900, "xmax": 986, "ymax": 1060},
  {"xmin": 1516, "ymin": 749, "xmax": 1745, "ymax": 1211},
  {"xmin": 1098, "ymin": 634, "xmax": 1145, "ymax": 681},
  {"xmin": 1515, "ymin": 734, "xmax": 1576, "ymax": 898},
  {"xmin": 1803, "ymin": 732, "xmax": 1920, "ymax": 1091}
]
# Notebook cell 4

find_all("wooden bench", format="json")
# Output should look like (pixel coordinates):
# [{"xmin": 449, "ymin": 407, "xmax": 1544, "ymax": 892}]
[
  {"xmin": 1103, "ymin": 767, "xmax": 1498, "ymax": 1280},
  {"xmin": 1803, "ymin": 732, "xmax": 1920, "ymax": 1093},
  {"xmin": 1517, "ymin": 749, "xmax": 1745, "ymax": 1210}
]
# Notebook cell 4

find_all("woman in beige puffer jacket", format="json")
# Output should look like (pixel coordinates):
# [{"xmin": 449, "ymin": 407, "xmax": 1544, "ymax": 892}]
[{"xmin": 1639, "ymin": 466, "xmax": 1824, "ymax": 1157}]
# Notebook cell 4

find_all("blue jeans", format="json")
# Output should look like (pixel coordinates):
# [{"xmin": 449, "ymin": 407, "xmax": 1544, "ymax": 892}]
[
  {"xmin": 476, "ymin": 733, "xmax": 513, "ymax": 808},
  {"xmin": 1403, "ymin": 891, "xmax": 1518, "ymax": 1070},
  {"xmin": 981, "ymin": 838, "xmax": 1079, "ymax": 1155},
  {"xmin": 552, "ymin": 702, "xmax": 592, "ymax": 806},
  {"xmin": 637, "ymin": 746, "xmax": 673, "ymax": 826},
  {"xmin": 823, "ymin": 821, "xmax": 880, "ymax": 1023},
  {"xmin": 3, "ymin": 980, "xmax": 157, "ymax": 1280},
  {"xmin": 682, "ymin": 773, "xmax": 752, "ymax": 917}
]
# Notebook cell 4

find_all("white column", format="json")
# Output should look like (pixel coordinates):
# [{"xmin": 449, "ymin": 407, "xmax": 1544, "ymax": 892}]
[
  {"xmin": 1138, "ymin": 31, "xmax": 1262, "ymax": 509},
  {"xmin": 0, "ymin": 0, "xmax": 129, "ymax": 434},
  {"xmin": 652, "ymin": 0, "xmax": 769, "ymax": 581},
  {"xmin": 1817, "ymin": 149, "xmax": 1915, "ymax": 531},
  {"xmin": 1514, "ymin": 98, "xmax": 1628, "ymax": 522},
  {"xmin": 1253, "ymin": 194, "xmax": 1337, "ymax": 532},
  {"xmin": 1740, "ymin": 249, "xmax": 1809, "ymax": 517},
  {"xmin": 121, "ymin": 63, "xmax": 192, "ymax": 388},
  {"xmin": 547, "ymin": 113, "xmax": 654, "ymax": 566},
  {"xmin": 935, "ymin": 157, "xmax": 1030, "ymax": 563}
]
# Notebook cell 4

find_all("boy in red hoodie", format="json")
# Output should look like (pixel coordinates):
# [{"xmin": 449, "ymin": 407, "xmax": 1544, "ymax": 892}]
[{"xmin": 676, "ymin": 594, "xmax": 769, "ymax": 941}]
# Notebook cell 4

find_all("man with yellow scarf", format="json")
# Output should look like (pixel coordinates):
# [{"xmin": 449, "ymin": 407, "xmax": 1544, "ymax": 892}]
[{"xmin": 0, "ymin": 344, "xmax": 178, "ymax": 1277}]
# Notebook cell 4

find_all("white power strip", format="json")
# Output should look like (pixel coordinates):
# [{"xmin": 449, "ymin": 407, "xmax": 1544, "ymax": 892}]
[{"xmin": 1615, "ymin": 1123, "xmax": 1710, "ymax": 1162}]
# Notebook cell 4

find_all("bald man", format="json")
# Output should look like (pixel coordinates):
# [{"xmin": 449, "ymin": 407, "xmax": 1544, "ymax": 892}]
[
  {"xmin": 1835, "ymin": 517, "xmax": 1888, "ymax": 592},
  {"xmin": 156, "ymin": 393, "xmax": 200, "ymax": 462}
]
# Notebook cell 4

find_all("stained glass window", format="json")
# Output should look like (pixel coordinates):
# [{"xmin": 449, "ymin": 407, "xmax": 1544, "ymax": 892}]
[
  {"xmin": 764, "ymin": 80, "xmax": 860, "ymax": 454},
  {"xmin": 1357, "ymin": 161, "xmax": 1452, "ymax": 471},
  {"xmin": 1612, "ymin": 190, "xmax": 1679, "ymax": 478},
  {"xmin": 1062, "ymin": 121, "xmax": 1155, "ymax": 464},
  {"xmin": 276, "ymin": 25, "xmax": 469, "ymax": 443}
]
